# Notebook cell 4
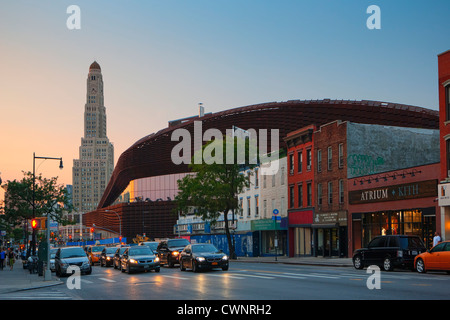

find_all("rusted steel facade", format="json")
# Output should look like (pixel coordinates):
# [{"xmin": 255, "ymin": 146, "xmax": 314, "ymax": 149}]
[{"xmin": 98, "ymin": 99, "xmax": 438, "ymax": 209}]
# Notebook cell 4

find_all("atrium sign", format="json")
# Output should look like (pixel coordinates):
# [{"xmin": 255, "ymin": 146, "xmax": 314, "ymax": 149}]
[{"xmin": 349, "ymin": 180, "xmax": 437, "ymax": 205}]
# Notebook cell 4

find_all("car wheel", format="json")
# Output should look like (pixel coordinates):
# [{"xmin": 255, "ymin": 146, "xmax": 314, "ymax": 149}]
[
  {"xmin": 155, "ymin": 268, "xmax": 160, "ymax": 273},
  {"xmin": 180, "ymin": 260, "xmax": 186, "ymax": 271},
  {"xmin": 383, "ymin": 257, "xmax": 393, "ymax": 271},
  {"xmin": 192, "ymin": 261, "xmax": 199, "ymax": 273},
  {"xmin": 353, "ymin": 255, "xmax": 364, "ymax": 270},
  {"xmin": 85, "ymin": 266, "xmax": 92, "ymax": 275},
  {"xmin": 416, "ymin": 258, "xmax": 426, "ymax": 273},
  {"xmin": 222, "ymin": 265, "xmax": 229, "ymax": 271}
]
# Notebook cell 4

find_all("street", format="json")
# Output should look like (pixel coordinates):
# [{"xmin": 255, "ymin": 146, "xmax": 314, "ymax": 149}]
[{"xmin": 3, "ymin": 261, "xmax": 450, "ymax": 302}]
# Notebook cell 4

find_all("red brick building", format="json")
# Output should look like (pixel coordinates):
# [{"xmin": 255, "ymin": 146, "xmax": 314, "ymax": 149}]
[
  {"xmin": 285, "ymin": 125, "xmax": 316, "ymax": 257},
  {"xmin": 437, "ymin": 50, "xmax": 450, "ymax": 241}
]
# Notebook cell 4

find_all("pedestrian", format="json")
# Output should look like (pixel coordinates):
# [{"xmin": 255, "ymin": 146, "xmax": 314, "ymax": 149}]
[
  {"xmin": 433, "ymin": 232, "xmax": 442, "ymax": 247},
  {"xmin": 8, "ymin": 248, "xmax": 15, "ymax": 270},
  {"xmin": 0, "ymin": 248, "xmax": 5, "ymax": 270}
]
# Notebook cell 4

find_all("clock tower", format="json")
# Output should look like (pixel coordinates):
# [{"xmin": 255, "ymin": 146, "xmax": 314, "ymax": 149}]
[{"xmin": 72, "ymin": 61, "xmax": 115, "ymax": 216}]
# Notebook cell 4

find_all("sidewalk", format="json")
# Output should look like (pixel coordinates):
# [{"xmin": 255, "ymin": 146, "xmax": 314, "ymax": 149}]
[
  {"xmin": 233, "ymin": 255, "xmax": 354, "ymax": 267},
  {"xmin": 0, "ymin": 259, "xmax": 62, "ymax": 294}
]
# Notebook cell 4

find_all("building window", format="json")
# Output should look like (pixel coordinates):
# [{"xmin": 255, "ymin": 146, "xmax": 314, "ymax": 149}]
[
  {"xmin": 298, "ymin": 184, "xmax": 303, "ymax": 208},
  {"xmin": 263, "ymin": 200, "xmax": 267, "ymax": 218},
  {"xmin": 339, "ymin": 179, "xmax": 344, "ymax": 204},
  {"xmin": 289, "ymin": 185, "xmax": 295, "ymax": 208},
  {"xmin": 297, "ymin": 151, "xmax": 302, "ymax": 173},
  {"xmin": 289, "ymin": 153, "xmax": 294, "ymax": 174},
  {"xmin": 328, "ymin": 181, "xmax": 333, "ymax": 204},
  {"xmin": 306, "ymin": 149, "xmax": 312, "ymax": 171},
  {"xmin": 446, "ymin": 85, "xmax": 450, "ymax": 121},
  {"xmin": 255, "ymin": 168, "xmax": 259, "ymax": 187},
  {"xmin": 447, "ymin": 139, "xmax": 450, "ymax": 177},
  {"xmin": 306, "ymin": 182, "xmax": 312, "ymax": 207},
  {"xmin": 317, "ymin": 183, "xmax": 322, "ymax": 206},
  {"xmin": 317, "ymin": 149, "xmax": 322, "ymax": 172},
  {"xmin": 247, "ymin": 197, "xmax": 251, "ymax": 216},
  {"xmin": 338, "ymin": 143, "xmax": 344, "ymax": 168},
  {"xmin": 255, "ymin": 196, "xmax": 259, "ymax": 216},
  {"xmin": 328, "ymin": 147, "xmax": 332, "ymax": 170}
]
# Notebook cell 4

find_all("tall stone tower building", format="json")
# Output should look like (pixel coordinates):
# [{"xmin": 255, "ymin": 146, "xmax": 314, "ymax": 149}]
[{"xmin": 72, "ymin": 61, "xmax": 114, "ymax": 214}]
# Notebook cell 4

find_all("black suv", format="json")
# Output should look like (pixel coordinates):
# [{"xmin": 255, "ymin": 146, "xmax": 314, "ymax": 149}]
[
  {"xmin": 353, "ymin": 235, "xmax": 426, "ymax": 271},
  {"xmin": 156, "ymin": 238, "xmax": 190, "ymax": 267}
]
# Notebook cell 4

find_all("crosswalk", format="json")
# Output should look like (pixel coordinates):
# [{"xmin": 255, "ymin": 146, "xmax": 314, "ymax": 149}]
[{"xmin": 0, "ymin": 288, "xmax": 73, "ymax": 300}]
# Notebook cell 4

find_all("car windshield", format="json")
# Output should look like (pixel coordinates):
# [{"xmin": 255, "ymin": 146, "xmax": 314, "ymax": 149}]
[
  {"xmin": 168, "ymin": 239, "xmax": 189, "ymax": 248},
  {"xmin": 119, "ymin": 247, "xmax": 128, "ymax": 254},
  {"xmin": 399, "ymin": 237, "xmax": 424, "ymax": 248},
  {"xmin": 143, "ymin": 242, "xmax": 158, "ymax": 250},
  {"xmin": 192, "ymin": 244, "xmax": 219, "ymax": 253},
  {"xmin": 60, "ymin": 248, "xmax": 86, "ymax": 259},
  {"xmin": 129, "ymin": 248, "xmax": 153, "ymax": 256},
  {"xmin": 105, "ymin": 247, "xmax": 116, "ymax": 254},
  {"xmin": 92, "ymin": 246, "xmax": 105, "ymax": 252}
]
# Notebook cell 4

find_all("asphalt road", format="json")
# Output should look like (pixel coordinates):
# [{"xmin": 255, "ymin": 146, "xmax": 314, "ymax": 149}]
[{"xmin": 4, "ymin": 261, "xmax": 450, "ymax": 304}]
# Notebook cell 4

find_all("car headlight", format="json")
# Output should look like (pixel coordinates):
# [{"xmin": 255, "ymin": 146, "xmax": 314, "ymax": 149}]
[
  {"xmin": 222, "ymin": 255, "xmax": 228, "ymax": 261},
  {"xmin": 155, "ymin": 257, "xmax": 160, "ymax": 262},
  {"xmin": 129, "ymin": 259, "xmax": 138, "ymax": 264},
  {"xmin": 106, "ymin": 257, "xmax": 111, "ymax": 260},
  {"xmin": 172, "ymin": 251, "xmax": 179, "ymax": 256},
  {"xmin": 82, "ymin": 261, "xmax": 90, "ymax": 266},
  {"xmin": 197, "ymin": 257, "xmax": 205, "ymax": 262}
]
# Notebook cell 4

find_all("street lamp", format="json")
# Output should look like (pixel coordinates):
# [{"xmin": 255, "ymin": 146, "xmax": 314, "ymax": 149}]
[
  {"xmin": 32, "ymin": 152, "xmax": 63, "ymax": 281},
  {"xmin": 105, "ymin": 209, "xmax": 122, "ymax": 247}
]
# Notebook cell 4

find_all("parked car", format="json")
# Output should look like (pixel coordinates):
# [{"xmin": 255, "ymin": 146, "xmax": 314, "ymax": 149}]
[
  {"xmin": 139, "ymin": 241, "xmax": 159, "ymax": 252},
  {"xmin": 55, "ymin": 246, "xmax": 92, "ymax": 277},
  {"xmin": 156, "ymin": 238, "xmax": 190, "ymax": 267},
  {"xmin": 180, "ymin": 243, "xmax": 229, "ymax": 272},
  {"xmin": 100, "ymin": 247, "xmax": 117, "ymax": 267},
  {"xmin": 86, "ymin": 245, "xmax": 105, "ymax": 265},
  {"xmin": 415, "ymin": 240, "xmax": 450, "ymax": 273},
  {"xmin": 353, "ymin": 235, "xmax": 426, "ymax": 271},
  {"xmin": 50, "ymin": 248, "xmax": 58, "ymax": 272},
  {"xmin": 120, "ymin": 246, "xmax": 160, "ymax": 273},
  {"xmin": 113, "ymin": 246, "xmax": 129, "ymax": 270}
]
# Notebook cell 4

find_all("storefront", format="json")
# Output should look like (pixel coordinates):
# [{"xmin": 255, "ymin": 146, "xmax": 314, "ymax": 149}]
[
  {"xmin": 288, "ymin": 209, "xmax": 313, "ymax": 257},
  {"xmin": 251, "ymin": 218, "xmax": 288, "ymax": 256},
  {"xmin": 312, "ymin": 211, "xmax": 347, "ymax": 257},
  {"xmin": 348, "ymin": 168, "xmax": 439, "ymax": 253}
]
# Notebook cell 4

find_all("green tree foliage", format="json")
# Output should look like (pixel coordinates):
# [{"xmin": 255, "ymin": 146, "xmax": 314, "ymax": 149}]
[
  {"xmin": 0, "ymin": 171, "xmax": 73, "ymax": 242},
  {"xmin": 175, "ymin": 136, "xmax": 257, "ymax": 259}
]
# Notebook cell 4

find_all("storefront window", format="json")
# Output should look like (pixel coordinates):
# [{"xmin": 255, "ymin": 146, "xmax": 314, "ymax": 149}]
[{"xmin": 359, "ymin": 209, "xmax": 433, "ymax": 248}]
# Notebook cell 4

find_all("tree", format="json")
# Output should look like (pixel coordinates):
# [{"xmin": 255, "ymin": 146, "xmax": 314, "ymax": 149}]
[
  {"xmin": 175, "ymin": 135, "xmax": 257, "ymax": 259},
  {"xmin": 0, "ymin": 171, "xmax": 73, "ymax": 253}
]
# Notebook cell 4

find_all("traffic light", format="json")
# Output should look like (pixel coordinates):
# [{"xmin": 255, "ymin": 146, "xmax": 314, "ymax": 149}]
[
  {"xmin": 31, "ymin": 219, "xmax": 38, "ymax": 229},
  {"xmin": 90, "ymin": 227, "xmax": 94, "ymax": 233}
]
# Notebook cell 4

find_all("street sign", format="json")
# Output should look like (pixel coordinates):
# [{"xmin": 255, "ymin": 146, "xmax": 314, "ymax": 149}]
[
  {"xmin": 273, "ymin": 209, "xmax": 279, "ymax": 215},
  {"xmin": 272, "ymin": 216, "xmax": 281, "ymax": 221}
]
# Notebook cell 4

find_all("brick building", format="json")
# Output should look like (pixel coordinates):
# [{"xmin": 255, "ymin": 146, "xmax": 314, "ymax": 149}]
[{"xmin": 437, "ymin": 50, "xmax": 450, "ymax": 241}]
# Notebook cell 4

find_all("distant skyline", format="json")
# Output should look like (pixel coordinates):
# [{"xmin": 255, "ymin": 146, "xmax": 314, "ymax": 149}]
[{"xmin": 1, "ymin": 1, "xmax": 449, "ymax": 199}]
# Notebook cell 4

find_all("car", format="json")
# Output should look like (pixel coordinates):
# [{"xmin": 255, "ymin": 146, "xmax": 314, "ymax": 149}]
[
  {"xmin": 100, "ymin": 247, "xmax": 117, "ymax": 267},
  {"xmin": 156, "ymin": 238, "xmax": 190, "ymax": 267},
  {"xmin": 139, "ymin": 241, "xmax": 159, "ymax": 252},
  {"xmin": 55, "ymin": 246, "xmax": 92, "ymax": 277},
  {"xmin": 86, "ymin": 245, "xmax": 106, "ymax": 265},
  {"xmin": 415, "ymin": 240, "xmax": 450, "ymax": 273},
  {"xmin": 180, "ymin": 243, "xmax": 229, "ymax": 272},
  {"xmin": 113, "ymin": 246, "xmax": 129, "ymax": 270},
  {"xmin": 352, "ymin": 235, "xmax": 426, "ymax": 271},
  {"xmin": 120, "ymin": 246, "xmax": 160, "ymax": 273},
  {"xmin": 50, "ymin": 248, "xmax": 58, "ymax": 272}
]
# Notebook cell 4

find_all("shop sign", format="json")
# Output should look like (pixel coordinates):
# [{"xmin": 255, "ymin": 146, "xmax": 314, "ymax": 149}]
[
  {"xmin": 251, "ymin": 218, "xmax": 284, "ymax": 231},
  {"xmin": 313, "ymin": 211, "xmax": 347, "ymax": 225},
  {"xmin": 349, "ymin": 180, "xmax": 437, "ymax": 205},
  {"xmin": 438, "ymin": 183, "xmax": 450, "ymax": 206}
]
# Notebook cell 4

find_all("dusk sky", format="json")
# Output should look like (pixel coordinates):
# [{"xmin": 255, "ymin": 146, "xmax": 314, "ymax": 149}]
[{"xmin": 0, "ymin": 0, "xmax": 449, "ymax": 199}]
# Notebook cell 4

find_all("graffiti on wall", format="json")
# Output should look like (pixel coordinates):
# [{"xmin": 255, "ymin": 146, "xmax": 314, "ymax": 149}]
[{"xmin": 347, "ymin": 154, "xmax": 385, "ymax": 177}]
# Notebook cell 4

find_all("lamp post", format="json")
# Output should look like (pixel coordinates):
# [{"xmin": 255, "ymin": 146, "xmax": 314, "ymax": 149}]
[
  {"xmin": 105, "ymin": 209, "xmax": 122, "ymax": 247},
  {"xmin": 32, "ymin": 152, "xmax": 63, "ymax": 281}
]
